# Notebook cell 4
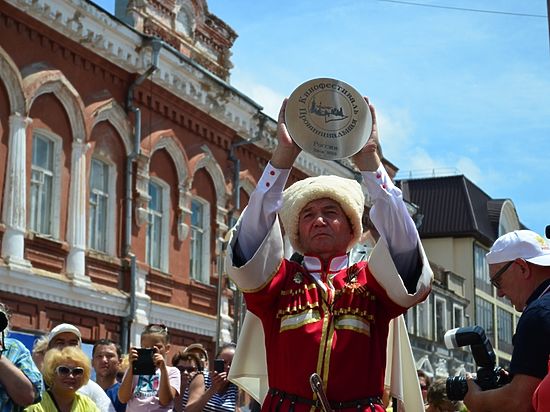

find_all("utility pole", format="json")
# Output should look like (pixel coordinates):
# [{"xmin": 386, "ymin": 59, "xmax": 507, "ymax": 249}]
[{"xmin": 547, "ymin": 0, "xmax": 550, "ymax": 50}]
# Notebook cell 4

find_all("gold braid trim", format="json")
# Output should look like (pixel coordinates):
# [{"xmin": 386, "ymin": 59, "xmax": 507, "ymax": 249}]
[
  {"xmin": 279, "ymin": 309, "xmax": 322, "ymax": 332},
  {"xmin": 276, "ymin": 301, "xmax": 320, "ymax": 318},
  {"xmin": 280, "ymin": 283, "xmax": 317, "ymax": 296}
]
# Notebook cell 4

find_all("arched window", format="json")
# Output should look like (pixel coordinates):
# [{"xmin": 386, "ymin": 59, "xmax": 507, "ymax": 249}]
[
  {"xmin": 88, "ymin": 157, "xmax": 116, "ymax": 254},
  {"xmin": 147, "ymin": 178, "xmax": 170, "ymax": 271},
  {"xmin": 29, "ymin": 131, "xmax": 61, "ymax": 237},
  {"xmin": 498, "ymin": 200, "xmax": 520, "ymax": 236},
  {"xmin": 190, "ymin": 197, "xmax": 210, "ymax": 284},
  {"xmin": 175, "ymin": 4, "xmax": 194, "ymax": 37}
]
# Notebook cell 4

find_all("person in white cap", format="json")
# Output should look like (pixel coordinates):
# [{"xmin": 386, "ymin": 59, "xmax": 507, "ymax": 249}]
[
  {"xmin": 45, "ymin": 323, "xmax": 116, "ymax": 412},
  {"xmin": 225, "ymin": 99, "xmax": 432, "ymax": 411},
  {"xmin": 464, "ymin": 230, "xmax": 550, "ymax": 412}
]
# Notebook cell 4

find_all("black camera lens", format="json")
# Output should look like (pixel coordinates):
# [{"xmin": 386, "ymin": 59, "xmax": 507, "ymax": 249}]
[
  {"xmin": 446, "ymin": 376, "xmax": 468, "ymax": 401},
  {"xmin": 0, "ymin": 311, "xmax": 7, "ymax": 332}
]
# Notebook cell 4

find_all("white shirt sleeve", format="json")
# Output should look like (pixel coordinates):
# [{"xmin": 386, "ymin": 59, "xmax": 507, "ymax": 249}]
[
  {"xmin": 235, "ymin": 161, "xmax": 419, "ymax": 279},
  {"xmin": 362, "ymin": 164, "xmax": 419, "ymax": 278},
  {"xmin": 78, "ymin": 380, "xmax": 116, "ymax": 412},
  {"xmin": 235, "ymin": 163, "xmax": 289, "ymax": 262}
]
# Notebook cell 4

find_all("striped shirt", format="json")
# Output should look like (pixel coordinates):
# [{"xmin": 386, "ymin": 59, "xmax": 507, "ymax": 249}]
[{"xmin": 181, "ymin": 372, "xmax": 238, "ymax": 412}]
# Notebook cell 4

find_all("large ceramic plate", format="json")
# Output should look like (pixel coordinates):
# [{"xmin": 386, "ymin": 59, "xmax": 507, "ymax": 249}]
[{"xmin": 285, "ymin": 78, "xmax": 372, "ymax": 160}]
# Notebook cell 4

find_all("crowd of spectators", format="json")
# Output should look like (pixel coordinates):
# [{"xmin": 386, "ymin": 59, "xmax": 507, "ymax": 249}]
[
  {"xmin": 3, "ymin": 302, "xmax": 548, "ymax": 412},
  {"xmin": 0, "ymin": 302, "xmax": 243, "ymax": 412}
]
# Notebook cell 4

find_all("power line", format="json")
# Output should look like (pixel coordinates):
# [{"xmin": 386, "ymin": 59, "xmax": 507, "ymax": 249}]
[{"xmin": 377, "ymin": 0, "xmax": 547, "ymax": 18}]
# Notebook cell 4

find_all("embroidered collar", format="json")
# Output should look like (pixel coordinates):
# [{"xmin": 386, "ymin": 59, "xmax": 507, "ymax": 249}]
[{"xmin": 303, "ymin": 255, "xmax": 349, "ymax": 278}]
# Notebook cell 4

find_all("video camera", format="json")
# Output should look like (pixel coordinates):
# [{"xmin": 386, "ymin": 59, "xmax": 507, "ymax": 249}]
[{"xmin": 444, "ymin": 326, "xmax": 510, "ymax": 401}]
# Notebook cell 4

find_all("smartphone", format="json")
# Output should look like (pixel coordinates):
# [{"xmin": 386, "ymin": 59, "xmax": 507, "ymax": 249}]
[
  {"xmin": 214, "ymin": 358, "xmax": 225, "ymax": 373},
  {"xmin": 132, "ymin": 348, "xmax": 155, "ymax": 375}
]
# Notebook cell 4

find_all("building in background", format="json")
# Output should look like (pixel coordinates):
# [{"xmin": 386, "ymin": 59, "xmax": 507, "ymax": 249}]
[
  {"xmin": 0, "ymin": 0, "xmax": 369, "ymax": 356},
  {"xmin": 399, "ymin": 173, "xmax": 524, "ymax": 377},
  {"xmin": 0, "ymin": 0, "xmax": 526, "ymax": 377}
]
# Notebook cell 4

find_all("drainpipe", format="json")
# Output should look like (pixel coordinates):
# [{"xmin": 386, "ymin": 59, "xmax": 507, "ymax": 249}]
[
  {"xmin": 217, "ymin": 113, "xmax": 266, "ymax": 351},
  {"xmin": 121, "ymin": 37, "xmax": 162, "ymax": 352}
]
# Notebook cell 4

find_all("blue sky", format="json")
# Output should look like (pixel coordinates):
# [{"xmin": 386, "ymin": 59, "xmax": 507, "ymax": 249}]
[{"xmin": 96, "ymin": 0, "xmax": 550, "ymax": 236}]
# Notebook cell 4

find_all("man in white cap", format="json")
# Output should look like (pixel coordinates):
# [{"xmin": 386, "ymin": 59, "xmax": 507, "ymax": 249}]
[
  {"xmin": 46, "ymin": 323, "xmax": 116, "ymax": 412},
  {"xmin": 225, "ymin": 99, "xmax": 432, "ymax": 411},
  {"xmin": 464, "ymin": 230, "xmax": 550, "ymax": 412}
]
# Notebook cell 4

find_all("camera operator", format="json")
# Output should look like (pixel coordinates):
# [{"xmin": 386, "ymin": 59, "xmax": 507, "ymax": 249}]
[
  {"xmin": 0, "ymin": 302, "xmax": 43, "ymax": 410},
  {"xmin": 464, "ymin": 230, "xmax": 550, "ymax": 412}
]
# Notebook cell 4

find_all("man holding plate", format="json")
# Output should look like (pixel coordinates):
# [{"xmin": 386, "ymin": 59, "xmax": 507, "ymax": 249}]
[{"xmin": 225, "ymin": 80, "xmax": 432, "ymax": 412}]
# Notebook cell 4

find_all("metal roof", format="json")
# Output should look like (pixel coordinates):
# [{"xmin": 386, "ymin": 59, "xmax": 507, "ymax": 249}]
[{"xmin": 397, "ymin": 174, "xmax": 509, "ymax": 246}]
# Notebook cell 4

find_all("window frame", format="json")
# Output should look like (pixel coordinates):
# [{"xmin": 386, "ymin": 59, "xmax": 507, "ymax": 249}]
[
  {"xmin": 146, "ymin": 178, "xmax": 170, "ymax": 272},
  {"xmin": 475, "ymin": 296, "xmax": 495, "ymax": 343},
  {"xmin": 474, "ymin": 243, "xmax": 492, "ymax": 294},
  {"xmin": 189, "ymin": 196, "xmax": 211, "ymax": 284},
  {"xmin": 87, "ymin": 156, "xmax": 117, "ymax": 255},
  {"xmin": 29, "ymin": 131, "xmax": 62, "ymax": 238},
  {"xmin": 416, "ymin": 295, "xmax": 432, "ymax": 339},
  {"xmin": 434, "ymin": 295, "xmax": 447, "ymax": 343},
  {"xmin": 497, "ymin": 307, "xmax": 514, "ymax": 354},
  {"xmin": 452, "ymin": 303, "xmax": 465, "ymax": 329},
  {"xmin": 406, "ymin": 306, "xmax": 417, "ymax": 335}
]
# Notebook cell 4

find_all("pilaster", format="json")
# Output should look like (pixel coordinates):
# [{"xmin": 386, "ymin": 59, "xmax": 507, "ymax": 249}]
[
  {"xmin": 66, "ymin": 140, "xmax": 91, "ymax": 285},
  {"xmin": 1, "ymin": 114, "xmax": 32, "ymax": 271}
]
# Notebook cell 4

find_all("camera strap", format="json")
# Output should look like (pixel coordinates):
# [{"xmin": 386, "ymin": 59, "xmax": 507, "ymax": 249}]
[{"xmin": 540, "ymin": 283, "xmax": 550, "ymax": 299}]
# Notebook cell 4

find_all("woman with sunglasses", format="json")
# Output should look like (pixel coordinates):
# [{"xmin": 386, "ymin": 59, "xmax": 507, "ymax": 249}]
[
  {"xmin": 183, "ymin": 343, "xmax": 238, "ymax": 412},
  {"xmin": 171, "ymin": 351, "xmax": 202, "ymax": 412},
  {"xmin": 24, "ymin": 346, "xmax": 100, "ymax": 412}
]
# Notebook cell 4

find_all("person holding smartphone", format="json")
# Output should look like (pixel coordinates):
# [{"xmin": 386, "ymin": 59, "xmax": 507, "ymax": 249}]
[
  {"xmin": 118, "ymin": 324, "xmax": 180, "ymax": 411},
  {"xmin": 182, "ymin": 343, "xmax": 238, "ymax": 412}
]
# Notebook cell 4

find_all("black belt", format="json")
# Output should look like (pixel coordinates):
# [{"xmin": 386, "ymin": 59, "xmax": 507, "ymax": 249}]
[{"xmin": 268, "ymin": 388, "xmax": 383, "ymax": 411}]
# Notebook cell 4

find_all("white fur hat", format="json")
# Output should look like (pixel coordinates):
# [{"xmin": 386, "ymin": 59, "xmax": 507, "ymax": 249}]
[{"xmin": 280, "ymin": 175, "xmax": 365, "ymax": 254}]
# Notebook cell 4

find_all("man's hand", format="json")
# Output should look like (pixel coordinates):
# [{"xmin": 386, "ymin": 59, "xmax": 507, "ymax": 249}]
[
  {"xmin": 464, "ymin": 372, "xmax": 541, "ymax": 412},
  {"xmin": 464, "ymin": 374, "xmax": 484, "ymax": 411},
  {"xmin": 270, "ymin": 98, "xmax": 301, "ymax": 169},
  {"xmin": 352, "ymin": 99, "xmax": 381, "ymax": 171}
]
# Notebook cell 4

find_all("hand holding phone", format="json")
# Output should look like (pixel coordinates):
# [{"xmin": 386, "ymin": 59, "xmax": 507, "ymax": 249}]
[
  {"xmin": 214, "ymin": 358, "xmax": 225, "ymax": 374},
  {"xmin": 132, "ymin": 348, "xmax": 156, "ymax": 375}
]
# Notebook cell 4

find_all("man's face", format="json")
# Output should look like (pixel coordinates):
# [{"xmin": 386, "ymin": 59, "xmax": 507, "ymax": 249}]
[
  {"xmin": 490, "ymin": 260, "xmax": 527, "ymax": 311},
  {"xmin": 92, "ymin": 344, "xmax": 120, "ymax": 379},
  {"xmin": 298, "ymin": 198, "xmax": 354, "ymax": 260},
  {"xmin": 50, "ymin": 332, "xmax": 80, "ymax": 349}
]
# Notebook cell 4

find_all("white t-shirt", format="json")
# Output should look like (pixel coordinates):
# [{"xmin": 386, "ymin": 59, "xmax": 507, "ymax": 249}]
[
  {"xmin": 78, "ymin": 379, "xmax": 117, "ymax": 412},
  {"xmin": 126, "ymin": 366, "xmax": 181, "ymax": 411}
]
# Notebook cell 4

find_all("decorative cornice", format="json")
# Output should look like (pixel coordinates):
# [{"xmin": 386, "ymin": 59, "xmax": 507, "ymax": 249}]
[
  {"xmin": 149, "ymin": 302, "xmax": 217, "ymax": 337},
  {"xmin": 0, "ymin": 265, "xmax": 128, "ymax": 316},
  {"xmin": 4, "ymin": 0, "xmax": 354, "ymax": 180}
]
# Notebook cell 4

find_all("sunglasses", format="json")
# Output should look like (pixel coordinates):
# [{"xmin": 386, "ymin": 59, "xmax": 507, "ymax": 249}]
[
  {"xmin": 55, "ymin": 365, "xmax": 85, "ymax": 377},
  {"xmin": 489, "ymin": 260, "xmax": 516, "ymax": 289},
  {"xmin": 176, "ymin": 365, "xmax": 196, "ymax": 374}
]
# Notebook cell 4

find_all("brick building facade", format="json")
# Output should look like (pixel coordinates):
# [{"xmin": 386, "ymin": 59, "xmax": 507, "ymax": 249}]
[{"xmin": 0, "ymin": 0, "xmax": 363, "ymax": 357}]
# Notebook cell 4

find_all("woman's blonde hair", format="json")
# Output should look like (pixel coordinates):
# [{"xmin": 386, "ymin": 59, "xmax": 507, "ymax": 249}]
[{"xmin": 42, "ymin": 346, "xmax": 91, "ymax": 387}]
